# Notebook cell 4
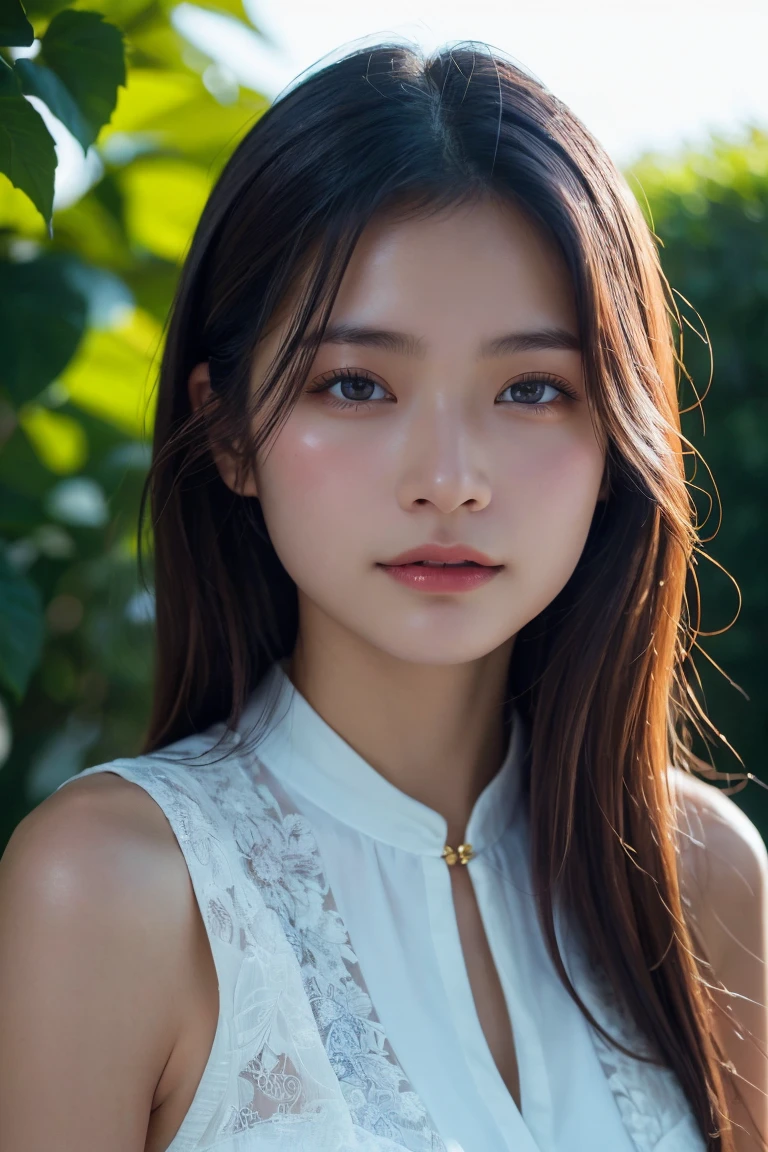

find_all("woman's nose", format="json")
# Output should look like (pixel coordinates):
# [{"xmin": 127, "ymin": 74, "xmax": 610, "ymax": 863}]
[{"xmin": 394, "ymin": 399, "xmax": 493, "ymax": 514}]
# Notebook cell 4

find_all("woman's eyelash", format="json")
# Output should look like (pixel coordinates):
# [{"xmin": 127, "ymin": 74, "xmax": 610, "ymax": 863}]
[
  {"xmin": 307, "ymin": 368, "xmax": 392, "ymax": 408},
  {"xmin": 307, "ymin": 368, "xmax": 578, "ymax": 409},
  {"xmin": 499, "ymin": 371, "xmax": 580, "ymax": 403}
]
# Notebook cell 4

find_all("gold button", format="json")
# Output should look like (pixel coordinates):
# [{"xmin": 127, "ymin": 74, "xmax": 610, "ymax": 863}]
[{"xmin": 443, "ymin": 842, "xmax": 474, "ymax": 866}]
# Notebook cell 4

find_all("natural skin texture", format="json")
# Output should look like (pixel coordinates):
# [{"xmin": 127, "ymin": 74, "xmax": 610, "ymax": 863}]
[{"xmin": 0, "ymin": 199, "xmax": 766, "ymax": 1151}]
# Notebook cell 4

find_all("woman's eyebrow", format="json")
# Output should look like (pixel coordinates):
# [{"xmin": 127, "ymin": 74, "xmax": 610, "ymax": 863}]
[{"xmin": 305, "ymin": 322, "xmax": 580, "ymax": 357}]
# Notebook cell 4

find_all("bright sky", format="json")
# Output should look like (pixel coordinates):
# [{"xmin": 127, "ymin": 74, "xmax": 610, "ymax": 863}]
[
  {"xmin": 176, "ymin": 0, "xmax": 768, "ymax": 167},
  {"xmin": 44, "ymin": 0, "xmax": 768, "ymax": 211}
]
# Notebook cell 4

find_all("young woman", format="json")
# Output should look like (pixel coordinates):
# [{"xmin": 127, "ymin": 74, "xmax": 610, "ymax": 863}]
[{"xmin": 0, "ymin": 38, "xmax": 766, "ymax": 1152}]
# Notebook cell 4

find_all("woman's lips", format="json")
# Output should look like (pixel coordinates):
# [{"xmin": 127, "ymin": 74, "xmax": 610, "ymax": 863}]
[
  {"xmin": 377, "ymin": 561, "xmax": 503, "ymax": 593},
  {"xmin": 382, "ymin": 544, "xmax": 500, "ymax": 566}
]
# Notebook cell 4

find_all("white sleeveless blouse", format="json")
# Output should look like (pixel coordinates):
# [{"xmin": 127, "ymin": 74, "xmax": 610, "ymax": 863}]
[{"xmin": 58, "ymin": 660, "xmax": 705, "ymax": 1152}]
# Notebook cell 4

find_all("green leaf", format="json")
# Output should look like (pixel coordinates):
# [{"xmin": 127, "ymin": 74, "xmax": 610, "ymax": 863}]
[
  {"xmin": 119, "ymin": 155, "xmax": 211, "ymax": 262},
  {"xmin": 59, "ymin": 306, "xmax": 161, "ymax": 437},
  {"xmin": 0, "ymin": 57, "xmax": 56, "ymax": 226},
  {"xmin": 0, "ymin": 0, "xmax": 34, "ymax": 47},
  {"xmin": 15, "ymin": 58, "xmax": 91, "ymax": 149},
  {"xmin": 127, "ymin": 18, "xmax": 195, "ymax": 72},
  {"xmin": 0, "ymin": 256, "xmax": 88, "ymax": 407},
  {"xmin": 102, "ymin": 67, "xmax": 205, "ymax": 132},
  {"xmin": 19, "ymin": 405, "xmax": 89, "ymax": 474},
  {"xmin": 69, "ymin": 0, "xmax": 157, "ymax": 26},
  {"xmin": 24, "ymin": 0, "xmax": 75, "ymax": 17},
  {"xmin": 100, "ymin": 68, "xmax": 266, "ymax": 163},
  {"xmin": 51, "ymin": 191, "xmax": 133, "ymax": 271},
  {"xmin": 0, "ymin": 547, "xmax": 45, "ymax": 702},
  {"xmin": 31, "ymin": 10, "xmax": 126, "ymax": 152},
  {"xmin": 0, "ymin": 58, "xmax": 22, "ymax": 100}
]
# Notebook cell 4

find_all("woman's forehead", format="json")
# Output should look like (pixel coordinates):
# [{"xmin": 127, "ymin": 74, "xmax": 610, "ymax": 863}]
[{"xmin": 268, "ymin": 199, "xmax": 579, "ymax": 358}]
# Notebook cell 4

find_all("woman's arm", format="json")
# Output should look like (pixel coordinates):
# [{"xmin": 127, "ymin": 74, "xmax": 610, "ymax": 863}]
[
  {"xmin": 673, "ymin": 768, "xmax": 768, "ymax": 1152},
  {"xmin": 0, "ymin": 772, "xmax": 208, "ymax": 1152}
]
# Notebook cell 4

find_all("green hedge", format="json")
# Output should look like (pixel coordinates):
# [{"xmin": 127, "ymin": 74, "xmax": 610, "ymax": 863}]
[{"xmin": 629, "ymin": 131, "xmax": 768, "ymax": 837}]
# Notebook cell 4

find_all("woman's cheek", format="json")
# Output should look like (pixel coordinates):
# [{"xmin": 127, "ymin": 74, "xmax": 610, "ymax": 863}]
[
  {"xmin": 499, "ymin": 426, "xmax": 604, "ymax": 569},
  {"xmin": 256, "ymin": 420, "xmax": 380, "ymax": 575}
]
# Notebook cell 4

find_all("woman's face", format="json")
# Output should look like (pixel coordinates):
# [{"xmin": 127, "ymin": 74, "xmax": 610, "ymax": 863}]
[{"xmin": 236, "ymin": 198, "xmax": 605, "ymax": 664}]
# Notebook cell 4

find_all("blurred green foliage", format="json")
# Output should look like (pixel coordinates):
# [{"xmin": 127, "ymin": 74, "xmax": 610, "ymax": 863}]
[
  {"xmin": 628, "ymin": 132, "xmax": 768, "ymax": 837},
  {"xmin": 0, "ymin": 0, "xmax": 268, "ymax": 845},
  {"xmin": 0, "ymin": 1, "xmax": 766, "ymax": 849}
]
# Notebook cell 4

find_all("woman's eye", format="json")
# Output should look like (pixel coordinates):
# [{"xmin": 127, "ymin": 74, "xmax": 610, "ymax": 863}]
[
  {"xmin": 310, "ymin": 371, "xmax": 573, "ymax": 409},
  {"xmin": 498, "ymin": 378, "xmax": 563, "ymax": 406},
  {"xmin": 313, "ymin": 372, "xmax": 390, "ymax": 405}
]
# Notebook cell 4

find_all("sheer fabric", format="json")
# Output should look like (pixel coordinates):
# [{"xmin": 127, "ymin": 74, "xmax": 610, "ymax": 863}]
[{"xmin": 57, "ymin": 662, "xmax": 704, "ymax": 1151}]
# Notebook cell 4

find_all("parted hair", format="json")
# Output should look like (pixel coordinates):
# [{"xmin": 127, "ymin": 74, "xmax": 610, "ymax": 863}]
[{"xmin": 140, "ymin": 39, "xmax": 740, "ymax": 1148}]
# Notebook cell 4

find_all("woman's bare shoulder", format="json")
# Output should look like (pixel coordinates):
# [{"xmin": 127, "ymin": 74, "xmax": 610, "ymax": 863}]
[
  {"xmin": 0, "ymin": 770, "xmax": 204, "ymax": 1150},
  {"xmin": 670, "ymin": 769, "xmax": 768, "ymax": 1143},
  {"xmin": 2, "ymin": 769, "xmax": 194, "ymax": 923},
  {"xmin": 670, "ymin": 766, "xmax": 768, "ymax": 967}
]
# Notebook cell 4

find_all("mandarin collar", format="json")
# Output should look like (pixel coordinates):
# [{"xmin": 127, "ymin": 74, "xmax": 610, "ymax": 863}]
[{"xmin": 236, "ymin": 660, "xmax": 525, "ymax": 859}]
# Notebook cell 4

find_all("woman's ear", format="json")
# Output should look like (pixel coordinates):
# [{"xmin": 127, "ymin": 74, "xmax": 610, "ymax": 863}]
[{"xmin": 187, "ymin": 361, "xmax": 259, "ymax": 499}]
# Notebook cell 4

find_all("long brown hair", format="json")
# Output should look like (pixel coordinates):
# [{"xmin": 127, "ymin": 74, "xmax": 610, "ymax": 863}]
[{"xmin": 139, "ymin": 39, "xmax": 739, "ymax": 1147}]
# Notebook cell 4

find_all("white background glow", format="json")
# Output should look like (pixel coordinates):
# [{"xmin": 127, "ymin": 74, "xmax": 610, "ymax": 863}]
[{"xmin": 40, "ymin": 0, "xmax": 768, "ymax": 211}]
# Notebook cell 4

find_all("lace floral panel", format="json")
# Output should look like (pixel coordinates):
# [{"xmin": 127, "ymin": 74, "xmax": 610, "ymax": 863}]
[
  {"xmin": 74, "ymin": 741, "xmax": 705, "ymax": 1152},
  {"xmin": 566, "ymin": 942, "xmax": 706, "ymax": 1152},
  {"xmin": 83, "ymin": 758, "xmax": 352, "ymax": 1151},
  {"xmin": 228, "ymin": 766, "xmax": 446, "ymax": 1152},
  {"xmin": 90, "ymin": 746, "xmax": 446, "ymax": 1152}
]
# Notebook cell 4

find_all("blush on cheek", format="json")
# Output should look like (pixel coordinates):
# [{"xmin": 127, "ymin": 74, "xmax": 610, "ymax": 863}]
[
  {"xmin": 277, "ymin": 425, "xmax": 379, "ymax": 505},
  {"xmin": 257, "ymin": 420, "xmax": 382, "ymax": 574},
  {"xmin": 505, "ymin": 427, "xmax": 603, "ymax": 507},
  {"xmin": 553, "ymin": 440, "xmax": 602, "ymax": 503},
  {"xmin": 504, "ymin": 432, "xmax": 604, "ymax": 590}
]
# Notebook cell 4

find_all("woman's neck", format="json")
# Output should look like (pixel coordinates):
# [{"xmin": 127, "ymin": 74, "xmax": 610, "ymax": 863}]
[{"xmin": 287, "ymin": 608, "xmax": 515, "ymax": 845}]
